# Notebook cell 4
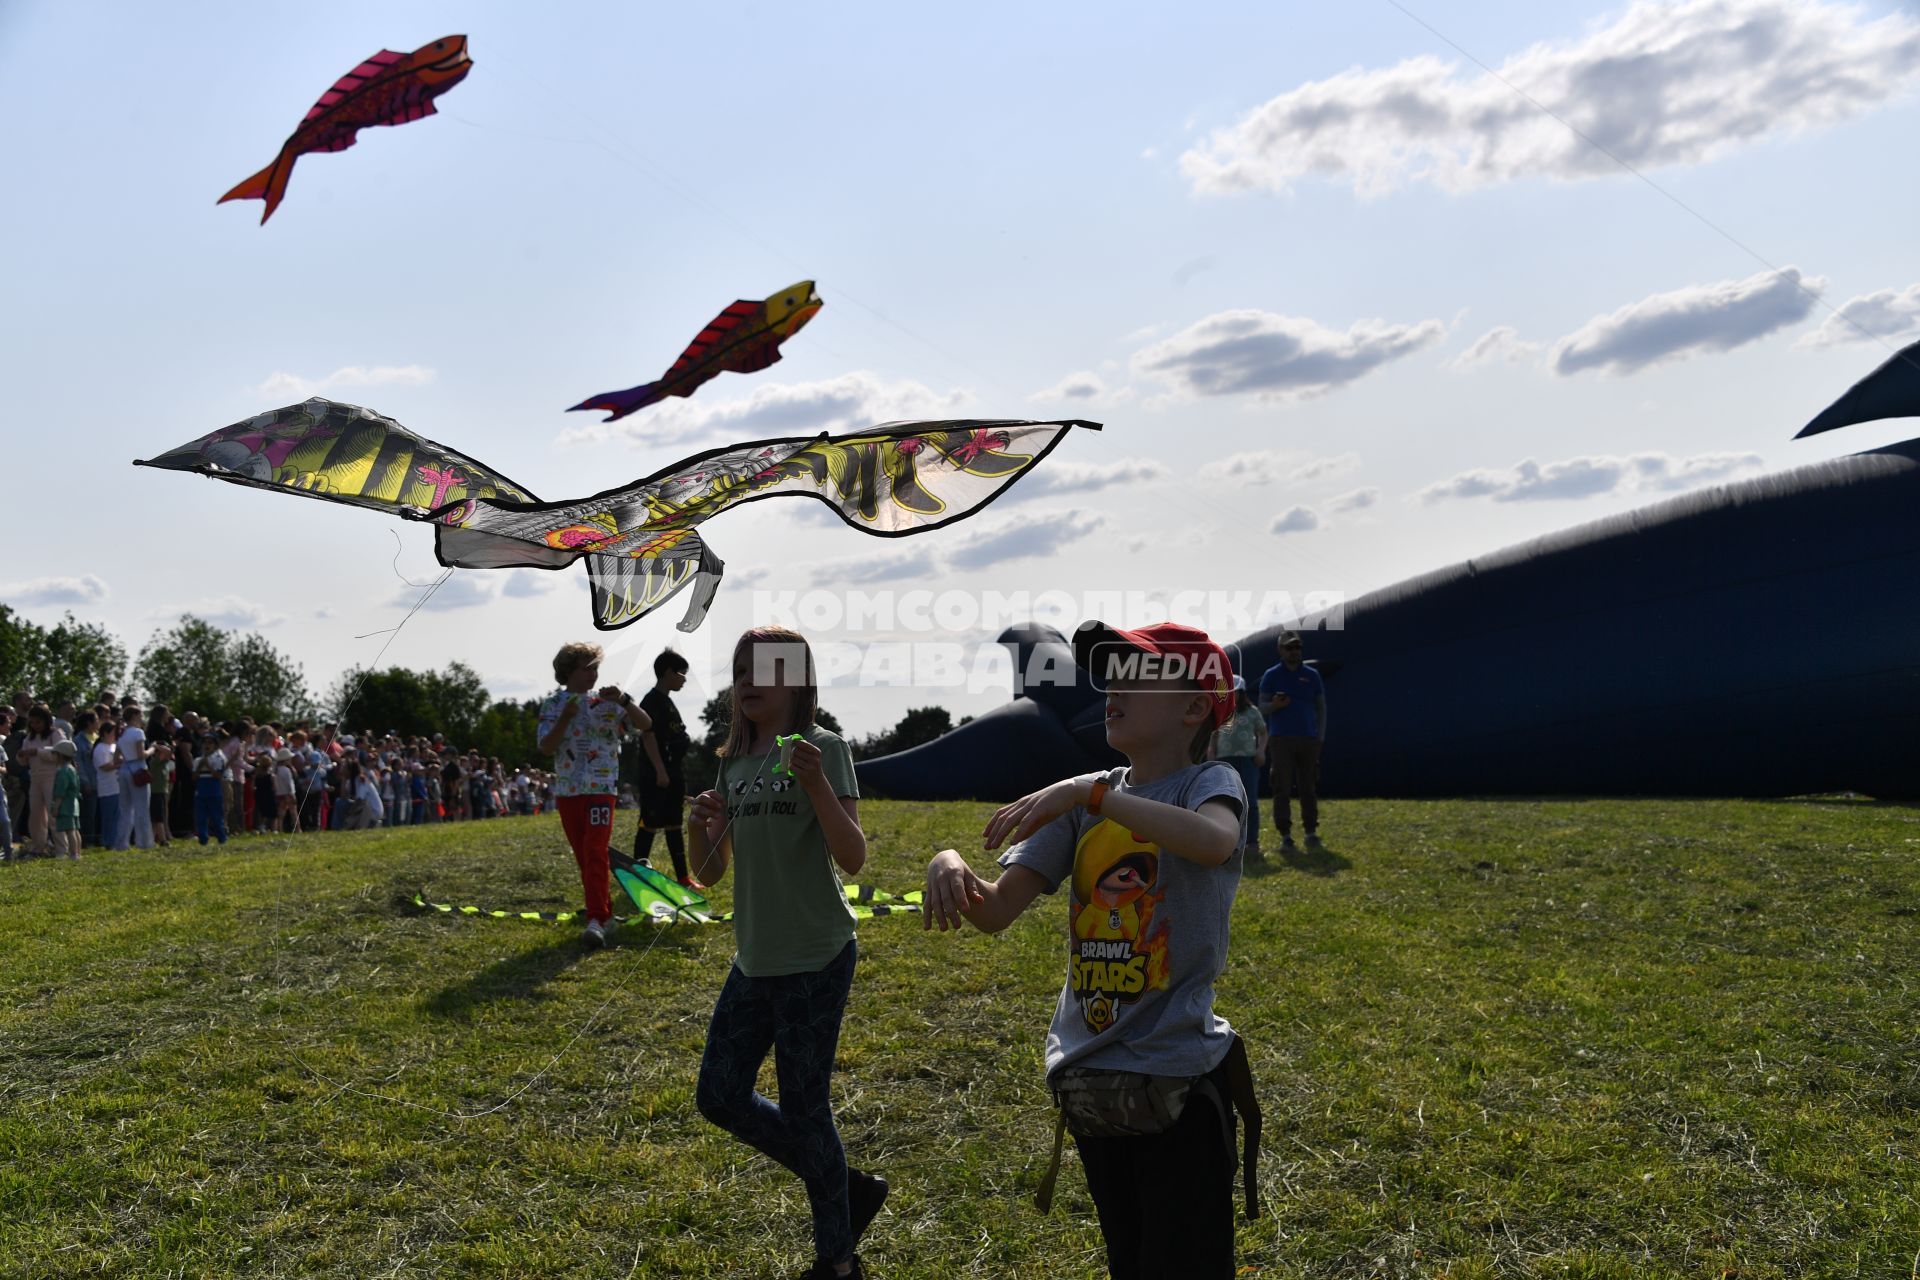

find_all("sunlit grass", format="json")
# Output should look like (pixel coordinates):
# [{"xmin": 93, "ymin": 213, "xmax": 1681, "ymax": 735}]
[{"xmin": 1, "ymin": 796, "xmax": 1915, "ymax": 1277}]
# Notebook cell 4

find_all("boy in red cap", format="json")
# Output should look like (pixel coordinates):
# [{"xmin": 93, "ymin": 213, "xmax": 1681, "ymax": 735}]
[{"xmin": 923, "ymin": 620, "xmax": 1261, "ymax": 1279}]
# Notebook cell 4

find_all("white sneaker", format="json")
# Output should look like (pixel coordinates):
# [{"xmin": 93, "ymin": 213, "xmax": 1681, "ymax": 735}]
[{"xmin": 583, "ymin": 919, "xmax": 606, "ymax": 947}]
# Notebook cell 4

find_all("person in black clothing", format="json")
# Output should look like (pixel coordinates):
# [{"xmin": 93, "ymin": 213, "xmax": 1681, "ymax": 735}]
[
  {"xmin": 633, "ymin": 650, "xmax": 697, "ymax": 887},
  {"xmin": 440, "ymin": 755, "xmax": 465, "ymax": 821}
]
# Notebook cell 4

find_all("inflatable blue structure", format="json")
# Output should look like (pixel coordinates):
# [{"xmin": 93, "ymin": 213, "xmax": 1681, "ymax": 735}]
[{"xmin": 857, "ymin": 437, "xmax": 1920, "ymax": 801}]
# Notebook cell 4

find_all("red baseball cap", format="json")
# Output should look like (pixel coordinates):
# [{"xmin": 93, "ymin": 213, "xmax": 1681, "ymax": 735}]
[{"xmin": 1072, "ymin": 620, "xmax": 1237, "ymax": 729}]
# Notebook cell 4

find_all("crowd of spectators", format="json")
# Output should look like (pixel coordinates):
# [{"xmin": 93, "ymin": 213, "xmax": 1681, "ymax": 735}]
[{"xmin": 0, "ymin": 686, "xmax": 551, "ymax": 857}]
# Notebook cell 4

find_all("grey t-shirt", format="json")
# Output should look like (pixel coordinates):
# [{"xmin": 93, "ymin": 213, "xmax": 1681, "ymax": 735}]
[{"xmin": 999, "ymin": 761, "xmax": 1245, "ymax": 1081}]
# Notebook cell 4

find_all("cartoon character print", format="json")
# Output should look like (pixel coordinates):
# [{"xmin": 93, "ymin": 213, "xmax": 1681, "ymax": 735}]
[{"xmin": 1068, "ymin": 819, "xmax": 1172, "ymax": 1035}]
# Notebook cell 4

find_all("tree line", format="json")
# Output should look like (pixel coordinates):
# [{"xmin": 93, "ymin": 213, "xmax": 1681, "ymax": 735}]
[
  {"xmin": 680, "ymin": 696, "xmax": 963, "ymax": 787},
  {"xmin": 0, "ymin": 609, "xmax": 537, "ymax": 765},
  {"xmin": 2, "ymin": 607, "xmax": 963, "ymax": 776}
]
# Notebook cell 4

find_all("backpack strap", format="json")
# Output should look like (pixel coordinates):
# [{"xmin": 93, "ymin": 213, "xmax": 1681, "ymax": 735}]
[
  {"xmin": 1223, "ymin": 1033, "xmax": 1262, "ymax": 1219},
  {"xmin": 1034, "ymin": 1109, "xmax": 1068, "ymax": 1213}
]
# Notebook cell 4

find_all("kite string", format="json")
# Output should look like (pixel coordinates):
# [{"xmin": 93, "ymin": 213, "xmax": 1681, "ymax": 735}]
[
  {"xmin": 299, "ymin": 746, "xmax": 780, "ymax": 1123},
  {"xmin": 455, "ymin": 53, "xmax": 1004, "ymax": 394},
  {"xmin": 264, "ymin": 565, "xmax": 454, "ymax": 870},
  {"xmin": 456, "ymin": 55, "xmax": 1373, "ymax": 596},
  {"xmin": 1383, "ymin": 0, "xmax": 1920, "ymax": 364},
  {"xmin": 505, "ymin": 58, "xmax": 1381, "ymax": 588},
  {"xmin": 386, "ymin": 528, "xmax": 438, "ymax": 590}
]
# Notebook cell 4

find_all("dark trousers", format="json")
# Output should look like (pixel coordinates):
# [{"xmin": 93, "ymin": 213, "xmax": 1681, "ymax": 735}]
[
  {"xmin": 634, "ymin": 826, "xmax": 689, "ymax": 880},
  {"xmin": 696, "ymin": 940, "xmax": 857, "ymax": 1264},
  {"xmin": 1269, "ymin": 736, "xmax": 1321, "ymax": 836},
  {"xmin": 1074, "ymin": 1087, "xmax": 1236, "ymax": 1279},
  {"xmin": 635, "ymin": 777, "xmax": 689, "ymax": 879}
]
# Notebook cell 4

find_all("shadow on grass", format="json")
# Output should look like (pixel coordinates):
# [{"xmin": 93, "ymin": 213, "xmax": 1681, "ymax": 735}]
[
  {"xmin": 423, "ymin": 938, "xmax": 590, "ymax": 1021},
  {"xmin": 1757, "ymin": 795, "xmax": 1920, "ymax": 810},
  {"xmin": 1249, "ymin": 839, "xmax": 1352, "ymax": 878}
]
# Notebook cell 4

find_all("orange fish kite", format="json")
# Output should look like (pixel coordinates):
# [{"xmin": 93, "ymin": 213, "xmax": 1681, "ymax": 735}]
[
  {"xmin": 220, "ymin": 35, "xmax": 473, "ymax": 224},
  {"xmin": 570, "ymin": 282, "xmax": 825, "ymax": 422}
]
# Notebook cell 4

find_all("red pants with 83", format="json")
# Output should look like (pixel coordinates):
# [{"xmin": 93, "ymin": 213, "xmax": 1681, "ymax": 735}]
[{"xmin": 557, "ymin": 794, "xmax": 616, "ymax": 924}]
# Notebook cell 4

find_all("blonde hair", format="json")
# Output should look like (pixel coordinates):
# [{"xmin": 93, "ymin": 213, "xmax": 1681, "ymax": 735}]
[
  {"xmin": 719, "ymin": 627, "xmax": 818, "ymax": 759},
  {"xmin": 552, "ymin": 642, "xmax": 604, "ymax": 685}
]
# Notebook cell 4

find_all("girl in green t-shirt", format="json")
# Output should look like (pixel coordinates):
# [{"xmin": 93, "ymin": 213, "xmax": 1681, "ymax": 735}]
[{"xmin": 688, "ymin": 626, "xmax": 885, "ymax": 1280}]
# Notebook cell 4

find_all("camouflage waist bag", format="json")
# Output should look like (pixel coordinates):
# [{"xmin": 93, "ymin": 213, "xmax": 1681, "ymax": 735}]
[
  {"xmin": 1052, "ymin": 1067, "xmax": 1196, "ymax": 1139},
  {"xmin": 1036, "ymin": 1036, "xmax": 1263, "ymax": 1221}
]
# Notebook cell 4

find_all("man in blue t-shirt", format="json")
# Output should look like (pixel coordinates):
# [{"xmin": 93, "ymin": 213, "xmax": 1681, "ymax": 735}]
[{"xmin": 1258, "ymin": 631, "xmax": 1327, "ymax": 850}]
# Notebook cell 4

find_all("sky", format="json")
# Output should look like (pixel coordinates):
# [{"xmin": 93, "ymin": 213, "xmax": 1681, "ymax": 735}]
[{"xmin": 5, "ymin": 0, "xmax": 1920, "ymax": 736}]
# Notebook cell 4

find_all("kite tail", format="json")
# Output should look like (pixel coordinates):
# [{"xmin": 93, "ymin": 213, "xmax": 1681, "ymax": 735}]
[
  {"xmin": 218, "ymin": 151, "xmax": 294, "ymax": 224},
  {"xmin": 568, "ymin": 382, "xmax": 662, "ymax": 423}
]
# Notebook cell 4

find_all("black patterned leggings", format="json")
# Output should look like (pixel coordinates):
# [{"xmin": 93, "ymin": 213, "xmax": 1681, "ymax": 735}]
[{"xmin": 696, "ymin": 939, "xmax": 857, "ymax": 1263}]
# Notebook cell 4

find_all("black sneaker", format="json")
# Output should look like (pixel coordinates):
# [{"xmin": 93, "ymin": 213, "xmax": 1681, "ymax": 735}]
[
  {"xmin": 798, "ymin": 1256, "xmax": 865, "ymax": 1279},
  {"xmin": 848, "ymin": 1169, "xmax": 888, "ymax": 1246}
]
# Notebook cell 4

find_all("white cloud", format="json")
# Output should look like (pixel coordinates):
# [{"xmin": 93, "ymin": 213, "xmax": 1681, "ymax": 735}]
[
  {"xmin": 1010, "ymin": 458, "xmax": 1169, "ymax": 500},
  {"xmin": 948, "ymin": 509, "xmax": 1107, "ymax": 572},
  {"xmin": 391, "ymin": 572, "xmax": 500, "ymax": 611},
  {"xmin": 1552, "ymin": 268, "xmax": 1823, "ymax": 376},
  {"xmin": 732, "ymin": 565, "xmax": 776, "ymax": 588},
  {"xmin": 1, "ymin": 575, "xmax": 109, "ymax": 607},
  {"xmin": 1198, "ymin": 450, "xmax": 1360, "ymax": 487},
  {"xmin": 1417, "ymin": 450, "xmax": 1764, "ymax": 503},
  {"xmin": 1798, "ymin": 282, "xmax": 1920, "ymax": 349},
  {"xmin": 1132, "ymin": 310, "xmax": 1444, "ymax": 400},
  {"xmin": 1450, "ymin": 325, "xmax": 1542, "ymax": 369},
  {"xmin": 1181, "ymin": 0, "xmax": 1920, "ymax": 197},
  {"xmin": 806, "ymin": 544, "xmax": 943, "ymax": 587},
  {"xmin": 147, "ymin": 597, "xmax": 286, "ymax": 630},
  {"xmin": 1269, "ymin": 506, "xmax": 1321, "ymax": 535},
  {"xmin": 1327, "ymin": 487, "xmax": 1381, "ymax": 513},
  {"xmin": 256, "ymin": 364, "xmax": 435, "ymax": 400},
  {"xmin": 1287, "ymin": 452, "xmax": 1363, "ymax": 484},
  {"xmin": 1030, "ymin": 371, "xmax": 1108, "ymax": 403},
  {"xmin": 482, "ymin": 674, "xmax": 553, "ymax": 701},
  {"xmin": 1121, "ymin": 525, "xmax": 1218, "ymax": 555},
  {"xmin": 501, "ymin": 568, "xmax": 559, "ymax": 598},
  {"xmin": 560, "ymin": 371, "xmax": 972, "ymax": 448}
]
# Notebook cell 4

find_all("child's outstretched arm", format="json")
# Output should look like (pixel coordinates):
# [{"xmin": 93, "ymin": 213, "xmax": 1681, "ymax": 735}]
[
  {"xmin": 924, "ymin": 852, "xmax": 1048, "ymax": 934},
  {"xmin": 985, "ymin": 776, "xmax": 1240, "ymax": 868}
]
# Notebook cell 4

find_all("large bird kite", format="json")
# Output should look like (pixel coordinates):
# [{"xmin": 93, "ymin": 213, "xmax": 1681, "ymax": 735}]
[
  {"xmin": 135, "ymin": 398, "xmax": 1099, "ymax": 631},
  {"xmin": 220, "ymin": 35, "xmax": 473, "ymax": 224},
  {"xmin": 570, "ymin": 282, "xmax": 824, "ymax": 422}
]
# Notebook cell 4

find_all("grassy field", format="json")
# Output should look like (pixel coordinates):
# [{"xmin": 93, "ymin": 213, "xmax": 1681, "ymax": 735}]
[{"xmin": 1, "ymin": 797, "xmax": 1915, "ymax": 1278}]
